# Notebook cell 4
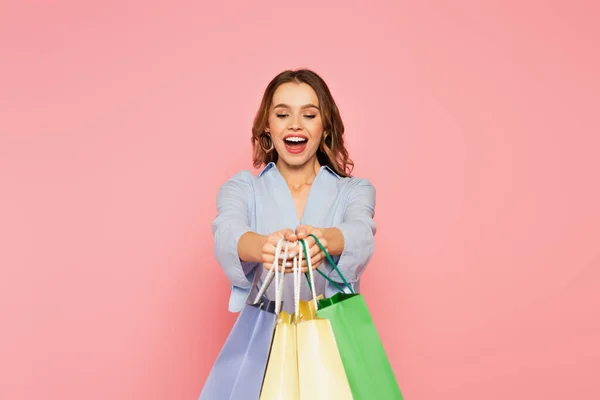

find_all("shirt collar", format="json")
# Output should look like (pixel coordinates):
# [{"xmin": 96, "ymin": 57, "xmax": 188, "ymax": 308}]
[
  {"xmin": 257, "ymin": 162, "xmax": 276, "ymax": 177},
  {"xmin": 258, "ymin": 162, "xmax": 341, "ymax": 180}
]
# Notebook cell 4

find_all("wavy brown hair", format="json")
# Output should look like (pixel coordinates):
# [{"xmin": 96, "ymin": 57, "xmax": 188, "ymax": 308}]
[{"xmin": 251, "ymin": 69, "xmax": 354, "ymax": 177}]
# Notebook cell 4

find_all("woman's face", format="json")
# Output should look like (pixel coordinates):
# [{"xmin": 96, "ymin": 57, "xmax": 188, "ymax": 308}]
[{"xmin": 266, "ymin": 82, "xmax": 324, "ymax": 168}]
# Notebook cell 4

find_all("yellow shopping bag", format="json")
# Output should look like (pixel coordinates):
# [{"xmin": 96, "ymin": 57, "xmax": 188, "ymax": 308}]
[
  {"xmin": 260, "ymin": 239, "xmax": 353, "ymax": 400},
  {"xmin": 296, "ymin": 240, "xmax": 353, "ymax": 400},
  {"xmin": 260, "ymin": 241, "xmax": 299, "ymax": 400},
  {"xmin": 259, "ymin": 310, "xmax": 300, "ymax": 400}
]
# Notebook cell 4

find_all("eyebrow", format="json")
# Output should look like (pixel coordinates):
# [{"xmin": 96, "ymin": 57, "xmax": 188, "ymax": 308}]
[{"xmin": 272, "ymin": 103, "xmax": 320, "ymax": 110}]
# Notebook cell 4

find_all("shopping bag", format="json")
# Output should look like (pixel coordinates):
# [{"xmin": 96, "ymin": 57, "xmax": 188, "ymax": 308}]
[
  {"xmin": 198, "ymin": 299, "xmax": 277, "ymax": 400},
  {"xmin": 199, "ymin": 239, "xmax": 289, "ymax": 400},
  {"xmin": 310, "ymin": 234, "xmax": 404, "ymax": 400},
  {"xmin": 259, "ymin": 239, "xmax": 300, "ymax": 400},
  {"xmin": 259, "ymin": 309, "xmax": 299, "ymax": 400},
  {"xmin": 296, "ymin": 240, "xmax": 353, "ymax": 400}
]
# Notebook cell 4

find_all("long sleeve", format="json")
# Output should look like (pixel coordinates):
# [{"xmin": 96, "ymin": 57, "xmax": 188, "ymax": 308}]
[
  {"xmin": 211, "ymin": 171, "xmax": 258, "ymax": 291},
  {"xmin": 328, "ymin": 178, "xmax": 376, "ymax": 286}
]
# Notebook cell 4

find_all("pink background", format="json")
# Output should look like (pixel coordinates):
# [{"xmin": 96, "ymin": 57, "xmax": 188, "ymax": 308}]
[{"xmin": 1, "ymin": 1, "xmax": 599, "ymax": 399}]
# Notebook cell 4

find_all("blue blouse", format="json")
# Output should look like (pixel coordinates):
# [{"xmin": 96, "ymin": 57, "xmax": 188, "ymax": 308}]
[{"xmin": 211, "ymin": 162, "xmax": 376, "ymax": 313}]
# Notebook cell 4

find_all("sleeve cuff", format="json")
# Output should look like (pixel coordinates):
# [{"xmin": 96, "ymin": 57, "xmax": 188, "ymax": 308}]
[{"xmin": 328, "ymin": 221, "xmax": 375, "ymax": 283}]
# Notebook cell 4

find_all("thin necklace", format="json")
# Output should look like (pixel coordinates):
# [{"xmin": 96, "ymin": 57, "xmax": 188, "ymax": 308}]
[{"xmin": 289, "ymin": 176, "xmax": 315, "ymax": 191}]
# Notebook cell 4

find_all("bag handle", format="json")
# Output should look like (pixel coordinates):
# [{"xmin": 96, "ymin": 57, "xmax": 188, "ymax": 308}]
[
  {"xmin": 298, "ymin": 239, "xmax": 319, "ymax": 313},
  {"xmin": 293, "ymin": 243, "xmax": 302, "ymax": 318},
  {"xmin": 308, "ymin": 233, "xmax": 355, "ymax": 294},
  {"xmin": 252, "ymin": 233, "xmax": 355, "ymax": 310},
  {"xmin": 251, "ymin": 238, "xmax": 287, "ymax": 308},
  {"xmin": 274, "ymin": 240, "xmax": 291, "ymax": 314}
]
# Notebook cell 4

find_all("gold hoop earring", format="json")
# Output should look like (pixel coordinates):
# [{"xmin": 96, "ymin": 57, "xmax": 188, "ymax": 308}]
[
  {"xmin": 260, "ymin": 134, "xmax": 274, "ymax": 152},
  {"xmin": 321, "ymin": 131, "xmax": 330, "ymax": 147}
]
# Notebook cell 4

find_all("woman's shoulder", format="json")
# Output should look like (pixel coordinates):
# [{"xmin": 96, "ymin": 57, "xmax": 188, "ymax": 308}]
[
  {"xmin": 217, "ymin": 169, "xmax": 257, "ymax": 193},
  {"xmin": 222, "ymin": 162, "xmax": 275, "ymax": 186},
  {"xmin": 227, "ymin": 169, "xmax": 256, "ymax": 182},
  {"xmin": 337, "ymin": 174, "xmax": 375, "ymax": 192},
  {"xmin": 323, "ymin": 165, "xmax": 374, "ymax": 189}
]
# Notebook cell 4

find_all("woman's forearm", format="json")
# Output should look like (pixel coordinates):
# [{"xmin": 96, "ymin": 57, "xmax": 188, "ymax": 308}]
[
  {"xmin": 321, "ymin": 227, "xmax": 345, "ymax": 257},
  {"xmin": 238, "ymin": 231, "xmax": 267, "ymax": 263}
]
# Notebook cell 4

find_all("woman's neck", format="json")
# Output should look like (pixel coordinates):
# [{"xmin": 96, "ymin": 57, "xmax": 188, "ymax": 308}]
[{"xmin": 277, "ymin": 156, "xmax": 321, "ymax": 188}]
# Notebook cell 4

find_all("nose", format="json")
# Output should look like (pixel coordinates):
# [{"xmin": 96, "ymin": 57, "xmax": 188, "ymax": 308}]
[{"xmin": 288, "ymin": 114, "xmax": 303, "ymax": 131}]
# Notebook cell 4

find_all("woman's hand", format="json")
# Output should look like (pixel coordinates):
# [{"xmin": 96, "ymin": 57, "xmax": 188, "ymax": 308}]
[
  {"xmin": 294, "ymin": 225, "xmax": 328, "ymax": 272},
  {"xmin": 260, "ymin": 227, "xmax": 329, "ymax": 273},
  {"xmin": 261, "ymin": 229, "xmax": 297, "ymax": 271}
]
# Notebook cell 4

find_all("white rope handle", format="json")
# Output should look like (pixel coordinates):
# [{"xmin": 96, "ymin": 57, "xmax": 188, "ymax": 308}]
[
  {"xmin": 251, "ymin": 238, "xmax": 284, "ymax": 305},
  {"xmin": 294, "ymin": 241, "xmax": 302, "ymax": 319},
  {"xmin": 301, "ymin": 239, "xmax": 319, "ymax": 311},
  {"xmin": 274, "ymin": 240, "xmax": 290, "ymax": 315}
]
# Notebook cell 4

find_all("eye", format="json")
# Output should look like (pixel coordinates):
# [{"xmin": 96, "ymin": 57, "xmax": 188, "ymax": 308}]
[
  {"xmin": 276, "ymin": 113, "xmax": 289, "ymax": 118},
  {"xmin": 304, "ymin": 115, "xmax": 316, "ymax": 119}
]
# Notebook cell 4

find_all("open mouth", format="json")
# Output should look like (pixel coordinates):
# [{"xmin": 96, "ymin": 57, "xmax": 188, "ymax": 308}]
[
  {"xmin": 283, "ymin": 136, "xmax": 308, "ymax": 154},
  {"xmin": 284, "ymin": 136, "xmax": 308, "ymax": 146}
]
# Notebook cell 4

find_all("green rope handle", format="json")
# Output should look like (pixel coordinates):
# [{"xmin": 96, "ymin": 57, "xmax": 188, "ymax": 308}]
[
  {"xmin": 300, "ymin": 240, "xmax": 313, "ymax": 291},
  {"xmin": 300, "ymin": 239, "xmax": 346, "ymax": 293},
  {"xmin": 308, "ymin": 233, "xmax": 355, "ymax": 294}
]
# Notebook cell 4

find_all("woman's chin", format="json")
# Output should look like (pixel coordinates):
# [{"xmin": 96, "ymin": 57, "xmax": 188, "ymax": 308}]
[{"xmin": 277, "ymin": 154, "xmax": 316, "ymax": 168}]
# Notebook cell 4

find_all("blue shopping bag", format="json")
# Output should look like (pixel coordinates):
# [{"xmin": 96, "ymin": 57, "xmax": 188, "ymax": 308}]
[
  {"xmin": 199, "ymin": 298, "xmax": 277, "ymax": 400},
  {"xmin": 199, "ymin": 239, "xmax": 289, "ymax": 400}
]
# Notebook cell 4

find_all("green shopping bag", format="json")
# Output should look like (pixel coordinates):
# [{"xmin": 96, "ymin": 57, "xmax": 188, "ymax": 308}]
[{"xmin": 307, "ymin": 234, "xmax": 404, "ymax": 400}]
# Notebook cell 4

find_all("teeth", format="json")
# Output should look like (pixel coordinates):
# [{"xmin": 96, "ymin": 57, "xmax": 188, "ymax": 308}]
[{"xmin": 285, "ymin": 137, "xmax": 307, "ymax": 142}]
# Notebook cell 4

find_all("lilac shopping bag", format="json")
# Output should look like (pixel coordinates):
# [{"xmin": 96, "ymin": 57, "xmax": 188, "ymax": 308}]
[
  {"xmin": 198, "ymin": 298, "xmax": 277, "ymax": 400},
  {"xmin": 199, "ymin": 240, "xmax": 289, "ymax": 400}
]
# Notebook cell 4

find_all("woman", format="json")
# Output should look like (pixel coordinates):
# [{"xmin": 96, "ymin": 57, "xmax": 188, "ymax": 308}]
[{"xmin": 212, "ymin": 69, "xmax": 376, "ymax": 313}]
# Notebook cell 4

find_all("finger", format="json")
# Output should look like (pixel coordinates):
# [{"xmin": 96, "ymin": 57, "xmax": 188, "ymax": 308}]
[
  {"xmin": 275, "ymin": 259, "xmax": 292, "ymax": 267},
  {"xmin": 298, "ymin": 236, "xmax": 314, "ymax": 254},
  {"xmin": 262, "ymin": 253, "xmax": 293, "ymax": 266},
  {"xmin": 312, "ymin": 259, "xmax": 324, "ymax": 269},
  {"xmin": 301, "ymin": 259, "xmax": 322, "ymax": 272},
  {"xmin": 306, "ymin": 241, "xmax": 326, "ymax": 258},
  {"xmin": 273, "ymin": 261, "xmax": 292, "ymax": 272},
  {"xmin": 285, "ymin": 263, "xmax": 302, "ymax": 273},
  {"xmin": 266, "ymin": 234, "xmax": 280, "ymax": 246},
  {"xmin": 280, "ymin": 228, "xmax": 297, "ymax": 242},
  {"xmin": 293, "ymin": 240, "xmax": 306, "ymax": 259},
  {"xmin": 310, "ymin": 234, "xmax": 325, "ymax": 248},
  {"xmin": 285, "ymin": 265, "xmax": 299, "ymax": 273},
  {"xmin": 316, "ymin": 237, "xmax": 327, "ymax": 249},
  {"xmin": 263, "ymin": 237, "xmax": 277, "ymax": 250},
  {"xmin": 300, "ymin": 254, "xmax": 323, "ymax": 269},
  {"xmin": 306, "ymin": 228, "xmax": 324, "ymax": 240},
  {"xmin": 295, "ymin": 225, "xmax": 311, "ymax": 239},
  {"xmin": 280, "ymin": 241, "xmax": 299, "ymax": 257},
  {"xmin": 262, "ymin": 254, "xmax": 275, "ymax": 264},
  {"xmin": 311, "ymin": 252, "xmax": 324, "ymax": 265},
  {"xmin": 266, "ymin": 261, "xmax": 291, "ymax": 271},
  {"xmin": 309, "ymin": 244, "xmax": 321, "ymax": 258},
  {"xmin": 269, "ymin": 230, "xmax": 289, "ymax": 245},
  {"xmin": 288, "ymin": 241, "xmax": 301, "ymax": 257},
  {"xmin": 268, "ymin": 264, "xmax": 290, "ymax": 272}
]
